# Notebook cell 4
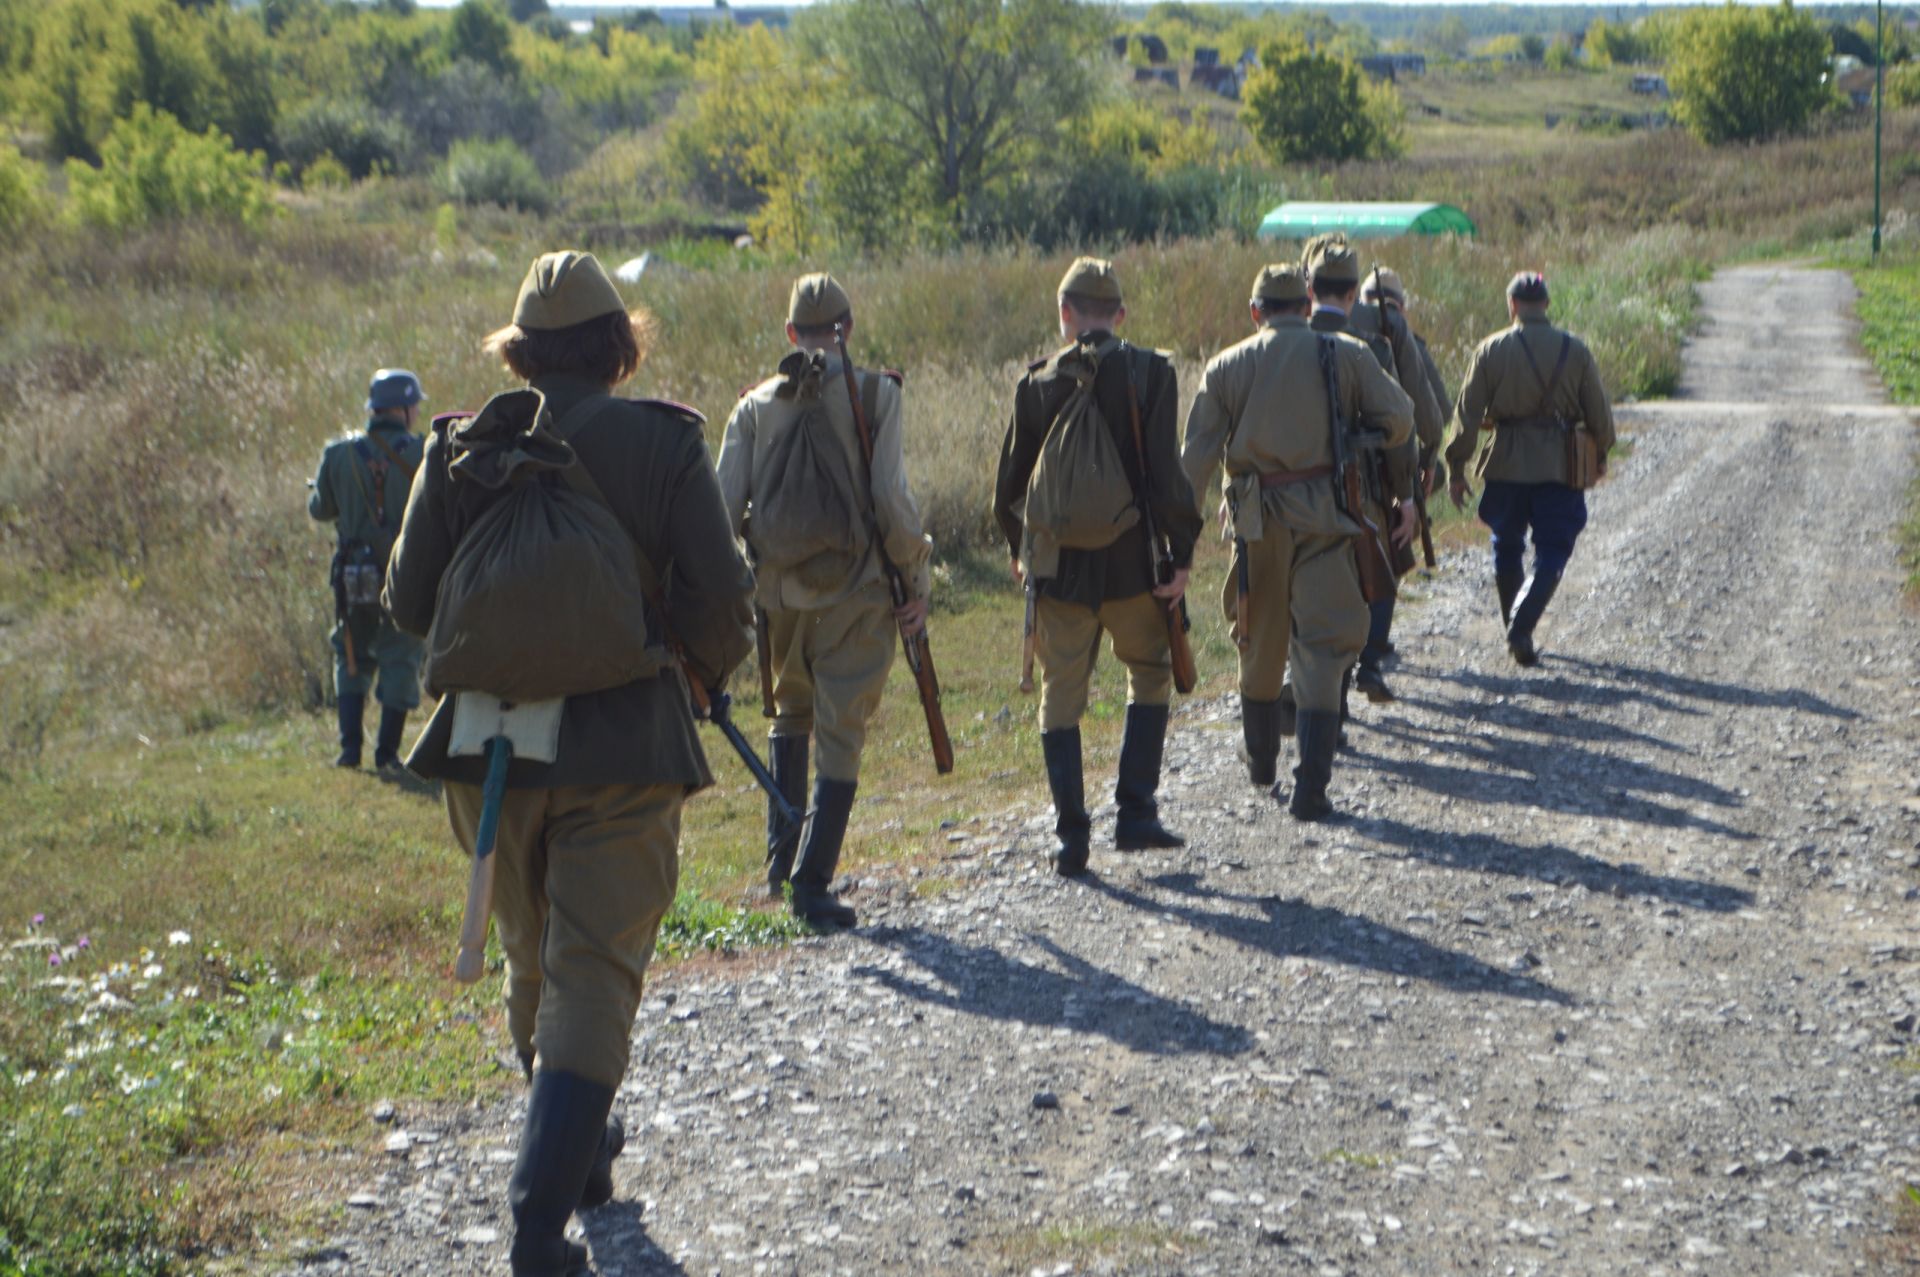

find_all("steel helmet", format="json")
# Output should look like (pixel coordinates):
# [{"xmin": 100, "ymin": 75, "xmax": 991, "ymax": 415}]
[{"xmin": 366, "ymin": 368, "xmax": 426, "ymax": 413}]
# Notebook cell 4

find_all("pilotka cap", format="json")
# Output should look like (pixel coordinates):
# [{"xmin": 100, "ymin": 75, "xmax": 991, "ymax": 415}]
[
  {"xmin": 513, "ymin": 251, "xmax": 627, "ymax": 331},
  {"xmin": 788, "ymin": 273, "xmax": 853, "ymax": 328},
  {"xmin": 1363, "ymin": 267, "xmax": 1407, "ymax": 305},
  {"xmin": 1507, "ymin": 271, "xmax": 1550, "ymax": 304},
  {"xmin": 1251, "ymin": 264, "xmax": 1309, "ymax": 305},
  {"xmin": 1303, "ymin": 235, "xmax": 1360, "ymax": 285},
  {"xmin": 1057, "ymin": 256, "xmax": 1124, "ymax": 304}
]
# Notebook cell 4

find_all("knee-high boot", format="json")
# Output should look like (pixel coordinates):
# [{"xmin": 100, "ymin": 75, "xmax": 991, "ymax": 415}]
[
  {"xmin": 1288, "ymin": 710, "xmax": 1340, "ymax": 822},
  {"xmin": 1507, "ymin": 572, "xmax": 1562, "ymax": 667},
  {"xmin": 765, "ymin": 735, "xmax": 808, "ymax": 895},
  {"xmin": 1041, "ymin": 728, "xmax": 1091, "ymax": 877},
  {"xmin": 509, "ymin": 1071, "xmax": 615, "ymax": 1276},
  {"xmin": 1241, "ymin": 696, "xmax": 1283, "ymax": 787},
  {"xmin": 791, "ymin": 777, "xmax": 858, "ymax": 928},
  {"xmin": 1114, "ymin": 703, "xmax": 1183, "ymax": 850}
]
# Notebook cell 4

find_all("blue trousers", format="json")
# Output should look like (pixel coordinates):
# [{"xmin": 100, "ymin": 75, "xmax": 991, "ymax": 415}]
[{"xmin": 1479, "ymin": 481, "xmax": 1588, "ymax": 581}]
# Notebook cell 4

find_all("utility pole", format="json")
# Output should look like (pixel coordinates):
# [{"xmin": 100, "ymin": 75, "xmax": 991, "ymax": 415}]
[{"xmin": 1873, "ymin": 0, "xmax": 1884, "ymax": 261}]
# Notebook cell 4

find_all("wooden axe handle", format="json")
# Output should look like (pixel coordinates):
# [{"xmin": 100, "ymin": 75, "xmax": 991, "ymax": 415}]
[{"xmin": 454, "ymin": 851, "xmax": 495, "ymax": 985}]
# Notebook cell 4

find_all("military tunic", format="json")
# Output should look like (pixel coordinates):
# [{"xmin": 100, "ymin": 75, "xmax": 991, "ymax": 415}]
[
  {"xmin": 308, "ymin": 419, "xmax": 428, "ymax": 710},
  {"xmin": 386, "ymin": 373, "xmax": 755, "ymax": 1083},
  {"xmin": 1444, "ymin": 316, "xmax": 1614, "ymax": 582},
  {"xmin": 717, "ymin": 352, "xmax": 933, "ymax": 781},
  {"xmin": 993, "ymin": 336, "xmax": 1201, "ymax": 732},
  {"xmin": 1183, "ymin": 316, "xmax": 1413, "ymax": 713}
]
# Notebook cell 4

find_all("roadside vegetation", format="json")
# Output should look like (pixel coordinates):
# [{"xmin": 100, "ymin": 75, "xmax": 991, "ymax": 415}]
[
  {"xmin": 1850, "ymin": 246, "xmax": 1920, "ymax": 594},
  {"xmin": 2, "ymin": 0, "xmax": 1917, "ymax": 1270}
]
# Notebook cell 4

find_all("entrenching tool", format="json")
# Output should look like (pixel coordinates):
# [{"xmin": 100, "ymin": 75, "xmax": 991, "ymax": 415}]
[
  {"xmin": 1019, "ymin": 582, "xmax": 1036, "ymax": 694},
  {"xmin": 449, "ymin": 695, "xmax": 564, "ymax": 985}
]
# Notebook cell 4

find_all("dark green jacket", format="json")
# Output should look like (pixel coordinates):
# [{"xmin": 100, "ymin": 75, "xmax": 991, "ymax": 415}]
[{"xmin": 386, "ymin": 374, "xmax": 755, "ymax": 791}]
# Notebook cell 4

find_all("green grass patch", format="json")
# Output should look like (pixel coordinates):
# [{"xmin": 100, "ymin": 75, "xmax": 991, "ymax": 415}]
[
  {"xmin": 996, "ymin": 1220, "xmax": 1199, "ymax": 1266},
  {"xmin": 1321, "ymin": 1147, "xmax": 1388, "ymax": 1170},
  {"xmin": 1851, "ymin": 254, "xmax": 1920, "ymax": 594}
]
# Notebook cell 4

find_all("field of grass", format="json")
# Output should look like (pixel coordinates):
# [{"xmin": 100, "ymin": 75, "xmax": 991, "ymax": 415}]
[
  {"xmin": 1850, "ymin": 246, "xmax": 1920, "ymax": 594},
  {"xmin": 2, "ymin": 93, "xmax": 1917, "ymax": 1274}
]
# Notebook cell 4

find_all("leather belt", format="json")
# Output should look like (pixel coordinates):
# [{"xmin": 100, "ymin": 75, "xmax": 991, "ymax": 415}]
[{"xmin": 1258, "ymin": 465, "xmax": 1334, "ymax": 488}]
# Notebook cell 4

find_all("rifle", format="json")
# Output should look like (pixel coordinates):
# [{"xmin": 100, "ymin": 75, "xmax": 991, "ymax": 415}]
[
  {"xmin": 1318, "ymin": 334, "xmax": 1397, "ymax": 604},
  {"xmin": 1368, "ymin": 275, "xmax": 1437, "ymax": 572},
  {"xmin": 754, "ymin": 606, "xmax": 776, "ymax": 717},
  {"xmin": 1019, "ymin": 582, "xmax": 1036, "ymax": 694},
  {"xmin": 1233, "ymin": 536, "xmax": 1251, "ymax": 653},
  {"xmin": 834, "ymin": 325, "xmax": 955, "ymax": 775},
  {"xmin": 1120, "ymin": 346, "xmax": 1198, "ymax": 696},
  {"xmin": 656, "ymin": 601, "xmax": 804, "ymax": 861}
]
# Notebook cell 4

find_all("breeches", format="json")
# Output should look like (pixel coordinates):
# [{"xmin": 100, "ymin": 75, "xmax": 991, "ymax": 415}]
[
  {"xmin": 332, "ymin": 616, "xmax": 423, "ymax": 710},
  {"xmin": 1479, "ymin": 481, "xmax": 1588, "ymax": 581},
  {"xmin": 1034, "ymin": 591, "xmax": 1171, "ymax": 732},
  {"xmin": 445, "ymin": 781, "xmax": 682, "ymax": 1089},
  {"xmin": 765, "ymin": 586, "xmax": 896, "ymax": 781},
  {"xmin": 1224, "ymin": 526, "xmax": 1368, "ymax": 712}
]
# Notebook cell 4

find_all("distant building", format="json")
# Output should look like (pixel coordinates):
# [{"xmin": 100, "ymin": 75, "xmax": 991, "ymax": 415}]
[
  {"xmin": 1133, "ymin": 66, "xmax": 1179, "ymax": 89},
  {"xmin": 1194, "ymin": 46, "xmax": 1221, "ymax": 67},
  {"xmin": 1359, "ymin": 53, "xmax": 1427, "ymax": 81},
  {"xmin": 642, "ymin": 6, "xmax": 790, "ymax": 27},
  {"xmin": 1630, "ymin": 73, "xmax": 1670, "ymax": 97},
  {"xmin": 1115, "ymin": 33, "xmax": 1170, "ymax": 65},
  {"xmin": 1190, "ymin": 64, "xmax": 1242, "ymax": 99}
]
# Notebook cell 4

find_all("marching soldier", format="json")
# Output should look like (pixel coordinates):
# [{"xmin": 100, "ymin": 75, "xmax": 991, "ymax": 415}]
[
  {"xmin": 1303, "ymin": 237, "xmax": 1439, "ymax": 706},
  {"xmin": 1183, "ymin": 265, "xmax": 1412, "ymax": 820},
  {"xmin": 993, "ymin": 257, "xmax": 1202, "ymax": 876},
  {"xmin": 716, "ymin": 272, "xmax": 934, "ymax": 930},
  {"xmin": 1444, "ymin": 271, "xmax": 1615, "ymax": 666},
  {"xmin": 386, "ymin": 252, "xmax": 755, "ymax": 1277},
  {"xmin": 307, "ymin": 368, "xmax": 428, "ymax": 771},
  {"xmin": 1361, "ymin": 267, "xmax": 1452, "ymax": 455}
]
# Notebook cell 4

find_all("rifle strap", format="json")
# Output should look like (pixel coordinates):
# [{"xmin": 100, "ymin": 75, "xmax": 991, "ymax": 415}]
[
  {"xmin": 365, "ymin": 429, "xmax": 418, "ymax": 483},
  {"xmin": 1121, "ymin": 343, "xmax": 1150, "ymax": 499}
]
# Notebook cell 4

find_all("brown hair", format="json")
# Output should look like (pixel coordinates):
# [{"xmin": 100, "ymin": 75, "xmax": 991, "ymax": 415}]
[
  {"xmin": 1059, "ymin": 291, "xmax": 1123, "ymax": 323},
  {"xmin": 482, "ymin": 308, "xmax": 658, "ymax": 387},
  {"xmin": 791, "ymin": 311, "xmax": 852, "ymax": 342}
]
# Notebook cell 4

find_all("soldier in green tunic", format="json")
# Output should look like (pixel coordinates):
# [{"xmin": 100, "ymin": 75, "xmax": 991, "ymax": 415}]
[
  {"xmin": 1444, "ymin": 272, "xmax": 1616, "ymax": 666},
  {"xmin": 1183, "ymin": 266, "xmax": 1413, "ymax": 819},
  {"xmin": 307, "ymin": 369, "xmax": 428, "ymax": 770}
]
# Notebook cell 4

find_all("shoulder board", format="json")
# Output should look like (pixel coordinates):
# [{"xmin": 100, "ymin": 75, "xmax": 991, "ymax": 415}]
[
  {"xmin": 1028, "ymin": 342, "xmax": 1075, "ymax": 375},
  {"xmin": 880, "ymin": 368, "xmax": 904, "ymax": 386},
  {"xmin": 627, "ymin": 398, "xmax": 707, "ymax": 427}
]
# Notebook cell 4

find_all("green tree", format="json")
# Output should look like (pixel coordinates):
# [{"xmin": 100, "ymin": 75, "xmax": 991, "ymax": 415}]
[
  {"xmin": 815, "ymin": 0, "xmax": 1107, "ymax": 206},
  {"xmin": 1668, "ymin": 2, "xmax": 1834, "ymax": 145},
  {"xmin": 446, "ymin": 0, "xmax": 518, "ymax": 75},
  {"xmin": 66, "ymin": 104, "xmax": 273, "ymax": 229},
  {"xmin": 1886, "ymin": 62, "xmax": 1920, "ymax": 108},
  {"xmin": 1544, "ymin": 35, "xmax": 1579, "ymax": 71},
  {"xmin": 1585, "ymin": 17, "xmax": 1650, "ymax": 67},
  {"xmin": 0, "ymin": 143, "xmax": 51, "ymax": 235},
  {"xmin": 508, "ymin": 0, "xmax": 551, "ymax": 20},
  {"xmin": 1241, "ymin": 34, "xmax": 1403, "ymax": 164}
]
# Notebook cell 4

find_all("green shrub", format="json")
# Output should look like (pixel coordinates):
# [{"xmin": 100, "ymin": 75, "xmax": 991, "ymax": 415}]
[
  {"xmin": 277, "ymin": 97, "xmax": 411, "ymax": 179},
  {"xmin": 301, "ymin": 152, "xmax": 351, "ymax": 192},
  {"xmin": 1668, "ymin": 2, "xmax": 1836, "ymax": 144},
  {"xmin": 0, "ymin": 144, "xmax": 50, "ymax": 235},
  {"xmin": 1887, "ymin": 63, "xmax": 1920, "ymax": 110},
  {"xmin": 440, "ymin": 136, "xmax": 548, "ymax": 211},
  {"xmin": 65, "ymin": 105, "xmax": 273, "ymax": 230}
]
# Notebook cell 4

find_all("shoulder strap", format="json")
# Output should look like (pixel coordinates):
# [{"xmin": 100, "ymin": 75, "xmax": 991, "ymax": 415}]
[
  {"xmin": 860, "ymin": 368, "xmax": 882, "ymax": 441},
  {"xmin": 1516, "ymin": 332, "xmax": 1574, "ymax": 420},
  {"xmin": 364, "ymin": 430, "xmax": 417, "ymax": 483},
  {"xmin": 345, "ymin": 439, "xmax": 379, "ymax": 511},
  {"xmin": 547, "ymin": 394, "xmax": 663, "ymax": 600}
]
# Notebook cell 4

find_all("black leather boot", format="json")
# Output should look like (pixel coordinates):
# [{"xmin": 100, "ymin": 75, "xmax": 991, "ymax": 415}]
[
  {"xmin": 1040, "ymin": 728, "xmax": 1091, "ymax": 877},
  {"xmin": 334, "ymin": 694, "xmax": 364, "ymax": 768},
  {"xmin": 509, "ymin": 1070, "xmax": 614, "ymax": 1277},
  {"xmin": 1240, "ymin": 696, "xmax": 1283, "ymax": 787},
  {"xmin": 1276, "ymin": 683, "xmax": 1298, "ymax": 738},
  {"xmin": 1114, "ymin": 703, "xmax": 1183, "ymax": 850},
  {"xmin": 1337, "ymin": 670, "xmax": 1352, "ymax": 752},
  {"xmin": 373, "ymin": 706, "xmax": 408, "ymax": 770},
  {"xmin": 790, "ymin": 777, "xmax": 857, "ymax": 929},
  {"xmin": 1288, "ymin": 710, "xmax": 1339, "ymax": 822},
  {"xmin": 1495, "ymin": 569, "xmax": 1525, "ymax": 628},
  {"xmin": 577, "ymin": 1113, "xmax": 626, "ymax": 1212},
  {"xmin": 1507, "ymin": 572, "xmax": 1562, "ymax": 668},
  {"xmin": 765, "ymin": 735, "xmax": 808, "ymax": 896},
  {"xmin": 1355, "ymin": 600, "xmax": 1395, "ymax": 702}
]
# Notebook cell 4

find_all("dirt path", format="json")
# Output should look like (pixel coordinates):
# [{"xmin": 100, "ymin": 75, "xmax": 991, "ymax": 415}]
[{"xmin": 276, "ymin": 267, "xmax": 1920, "ymax": 1276}]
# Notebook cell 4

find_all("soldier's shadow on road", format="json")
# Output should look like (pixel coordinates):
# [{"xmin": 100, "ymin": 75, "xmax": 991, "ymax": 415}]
[
  {"xmin": 1088, "ymin": 874, "xmax": 1575, "ymax": 1007},
  {"xmin": 1357, "ymin": 717, "xmax": 1755, "ymax": 842},
  {"xmin": 855, "ymin": 926, "xmax": 1254, "ymax": 1057},
  {"xmin": 1355, "ymin": 815, "xmax": 1754, "ymax": 913},
  {"xmin": 1446, "ymin": 658, "xmax": 1858, "ymax": 722},
  {"xmin": 580, "ymin": 1201, "xmax": 689, "ymax": 1276}
]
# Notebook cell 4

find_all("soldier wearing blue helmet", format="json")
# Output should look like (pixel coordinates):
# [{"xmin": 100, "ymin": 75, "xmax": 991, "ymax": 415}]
[{"xmin": 308, "ymin": 368, "xmax": 429, "ymax": 769}]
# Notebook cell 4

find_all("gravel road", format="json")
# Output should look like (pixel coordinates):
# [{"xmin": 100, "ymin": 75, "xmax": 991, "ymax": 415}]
[{"xmin": 274, "ymin": 267, "xmax": 1920, "ymax": 1276}]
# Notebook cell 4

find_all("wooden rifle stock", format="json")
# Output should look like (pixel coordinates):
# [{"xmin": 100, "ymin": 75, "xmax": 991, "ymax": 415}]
[
  {"xmin": 834, "ymin": 326, "xmax": 954, "ymax": 775},
  {"xmin": 1233, "ymin": 537, "xmax": 1251, "ymax": 653},
  {"xmin": 1120, "ymin": 345, "xmax": 1197, "ymax": 696},
  {"xmin": 1412, "ymin": 448, "xmax": 1438, "ymax": 570},
  {"xmin": 1019, "ymin": 583, "xmax": 1036, "ymax": 694}
]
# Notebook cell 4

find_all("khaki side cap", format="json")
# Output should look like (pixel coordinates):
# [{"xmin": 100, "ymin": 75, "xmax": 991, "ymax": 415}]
[
  {"xmin": 1252, "ymin": 264, "xmax": 1308, "ymax": 304},
  {"xmin": 789, "ymin": 272, "xmax": 853, "ymax": 327},
  {"xmin": 1058, "ymin": 256, "xmax": 1123, "ymax": 304},
  {"xmin": 513, "ymin": 251, "xmax": 627, "ymax": 331}
]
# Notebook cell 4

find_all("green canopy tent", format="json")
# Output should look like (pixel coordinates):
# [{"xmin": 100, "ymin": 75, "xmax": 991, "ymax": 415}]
[{"xmin": 1256, "ymin": 201, "xmax": 1477, "ymax": 241}]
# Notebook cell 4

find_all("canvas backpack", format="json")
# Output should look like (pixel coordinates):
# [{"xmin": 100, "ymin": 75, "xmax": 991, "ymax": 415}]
[
  {"xmin": 746, "ymin": 352, "xmax": 870, "ymax": 592},
  {"xmin": 1021, "ymin": 337, "xmax": 1141, "ymax": 576},
  {"xmin": 418, "ymin": 389, "xmax": 665, "ymax": 704}
]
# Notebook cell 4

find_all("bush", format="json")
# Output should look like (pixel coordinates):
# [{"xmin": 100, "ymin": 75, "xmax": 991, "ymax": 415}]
[
  {"xmin": 1668, "ymin": 2, "xmax": 1835, "ymax": 144},
  {"xmin": 277, "ymin": 97, "xmax": 412, "ymax": 179},
  {"xmin": 1888, "ymin": 63, "xmax": 1920, "ymax": 110},
  {"xmin": 66, "ymin": 105, "xmax": 273, "ymax": 230},
  {"xmin": 302, "ymin": 152, "xmax": 351, "ymax": 191},
  {"xmin": 441, "ymin": 136, "xmax": 549, "ymax": 211},
  {"xmin": 1242, "ymin": 34, "xmax": 1404, "ymax": 164},
  {"xmin": 0, "ymin": 144, "xmax": 51, "ymax": 235}
]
